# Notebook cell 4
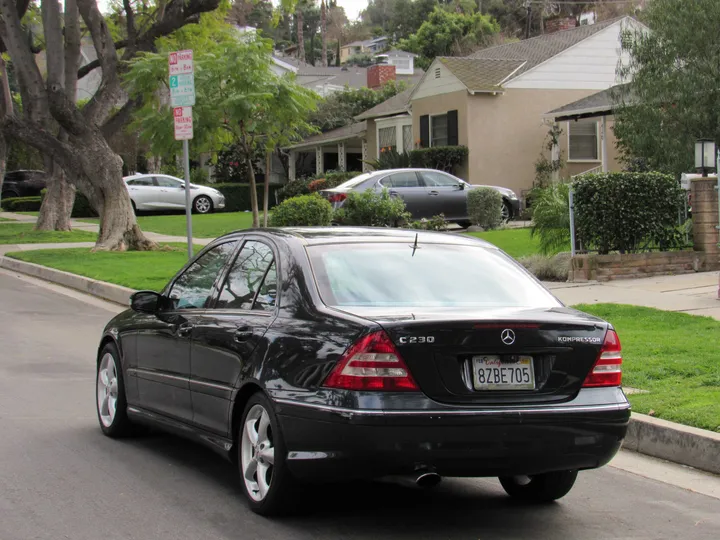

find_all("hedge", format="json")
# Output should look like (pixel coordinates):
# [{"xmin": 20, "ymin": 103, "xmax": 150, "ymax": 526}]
[
  {"xmin": 269, "ymin": 193, "xmax": 333, "ymax": 226},
  {"xmin": 573, "ymin": 172, "xmax": 685, "ymax": 254},
  {"xmin": 1, "ymin": 196, "xmax": 42, "ymax": 212},
  {"xmin": 467, "ymin": 187, "xmax": 502, "ymax": 230},
  {"xmin": 409, "ymin": 146, "xmax": 468, "ymax": 173},
  {"xmin": 276, "ymin": 171, "xmax": 361, "ymax": 202},
  {"xmin": 212, "ymin": 183, "xmax": 283, "ymax": 212}
]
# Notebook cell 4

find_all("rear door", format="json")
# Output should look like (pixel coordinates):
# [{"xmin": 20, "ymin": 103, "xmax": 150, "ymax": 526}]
[
  {"xmin": 377, "ymin": 171, "xmax": 430, "ymax": 218},
  {"xmin": 189, "ymin": 239, "xmax": 278, "ymax": 435},
  {"xmin": 126, "ymin": 176, "xmax": 156, "ymax": 208},
  {"xmin": 419, "ymin": 170, "xmax": 468, "ymax": 220}
]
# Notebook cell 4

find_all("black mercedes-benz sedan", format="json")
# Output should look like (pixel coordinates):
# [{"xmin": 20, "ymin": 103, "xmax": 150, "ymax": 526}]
[{"xmin": 96, "ymin": 228, "xmax": 629, "ymax": 515}]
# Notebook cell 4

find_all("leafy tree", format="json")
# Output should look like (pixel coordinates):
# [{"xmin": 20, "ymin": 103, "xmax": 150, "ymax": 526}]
[
  {"xmin": 398, "ymin": 7, "xmax": 500, "ymax": 69},
  {"xmin": 126, "ymin": 32, "xmax": 317, "ymax": 228},
  {"xmin": 613, "ymin": 0, "xmax": 720, "ymax": 177}
]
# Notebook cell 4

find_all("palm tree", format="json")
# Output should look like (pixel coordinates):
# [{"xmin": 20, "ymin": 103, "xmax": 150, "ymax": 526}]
[{"xmin": 321, "ymin": 0, "xmax": 328, "ymax": 67}]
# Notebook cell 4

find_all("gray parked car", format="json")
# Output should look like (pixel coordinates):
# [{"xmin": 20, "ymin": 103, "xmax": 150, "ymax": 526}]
[{"xmin": 319, "ymin": 169, "xmax": 520, "ymax": 225}]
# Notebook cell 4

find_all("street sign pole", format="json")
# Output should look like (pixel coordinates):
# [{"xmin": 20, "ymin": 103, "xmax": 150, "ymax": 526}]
[{"xmin": 169, "ymin": 50, "xmax": 195, "ymax": 260}]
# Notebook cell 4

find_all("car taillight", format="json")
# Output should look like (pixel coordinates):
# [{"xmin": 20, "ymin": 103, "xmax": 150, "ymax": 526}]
[
  {"xmin": 323, "ymin": 330, "xmax": 419, "ymax": 391},
  {"xmin": 582, "ymin": 329, "xmax": 622, "ymax": 388},
  {"xmin": 327, "ymin": 193, "xmax": 347, "ymax": 203}
]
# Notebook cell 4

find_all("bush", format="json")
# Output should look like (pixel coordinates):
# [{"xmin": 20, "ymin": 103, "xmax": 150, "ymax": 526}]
[
  {"xmin": 530, "ymin": 183, "xmax": 571, "ymax": 255},
  {"xmin": 408, "ymin": 214, "xmax": 447, "ymax": 231},
  {"xmin": 409, "ymin": 146, "xmax": 468, "ymax": 173},
  {"xmin": 269, "ymin": 194, "xmax": 333, "ymax": 227},
  {"xmin": 366, "ymin": 149, "xmax": 412, "ymax": 170},
  {"xmin": 277, "ymin": 171, "xmax": 361, "ymax": 202},
  {"xmin": 467, "ymin": 187, "xmax": 502, "ymax": 230},
  {"xmin": 334, "ymin": 188, "xmax": 410, "ymax": 227},
  {"xmin": 573, "ymin": 172, "xmax": 685, "ymax": 254},
  {"xmin": 519, "ymin": 253, "xmax": 570, "ymax": 282},
  {"xmin": 213, "ymin": 183, "xmax": 282, "ymax": 212},
  {"xmin": 190, "ymin": 167, "xmax": 209, "ymax": 185},
  {"xmin": 1, "ymin": 196, "xmax": 42, "ymax": 212}
]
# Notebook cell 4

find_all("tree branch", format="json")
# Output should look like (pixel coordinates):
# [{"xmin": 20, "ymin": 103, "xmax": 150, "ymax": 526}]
[
  {"xmin": 1, "ymin": 115, "xmax": 81, "ymax": 172},
  {"xmin": 123, "ymin": 0, "xmax": 137, "ymax": 49},
  {"xmin": 64, "ymin": 0, "xmax": 81, "ymax": 99},
  {"xmin": 41, "ymin": 0, "xmax": 65, "ymax": 90},
  {"xmin": 101, "ymin": 95, "xmax": 143, "ymax": 139}
]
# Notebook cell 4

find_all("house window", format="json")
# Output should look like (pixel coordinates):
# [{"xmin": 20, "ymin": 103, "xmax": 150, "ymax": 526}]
[
  {"xmin": 430, "ymin": 114, "xmax": 448, "ymax": 147},
  {"xmin": 402, "ymin": 125, "xmax": 413, "ymax": 152},
  {"xmin": 568, "ymin": 120, "xmax": 599, "ymax": 161},
  {"xmin": 378, "ymin": 126, "xmax": 397, "ymax": 153}
]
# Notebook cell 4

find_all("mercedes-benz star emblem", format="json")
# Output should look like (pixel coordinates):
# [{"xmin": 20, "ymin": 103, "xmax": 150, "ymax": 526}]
[{"xmin": 501, "ymin": 329, "xmax": 516, "ymax": 345}]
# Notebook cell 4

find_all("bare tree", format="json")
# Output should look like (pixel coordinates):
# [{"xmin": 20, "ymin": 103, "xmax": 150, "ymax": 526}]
[{"xmin": 0, "ymin": 0, "xmax": 221, "ymax": 250}]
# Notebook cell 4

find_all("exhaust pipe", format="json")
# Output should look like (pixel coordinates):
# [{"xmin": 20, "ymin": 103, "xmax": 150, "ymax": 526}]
[{"xmin": 415, "ymin": 470, "xmax": 442, "ymax": 488}]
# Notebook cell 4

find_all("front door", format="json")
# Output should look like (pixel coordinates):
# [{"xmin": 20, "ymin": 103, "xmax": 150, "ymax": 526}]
[
  {"xmin": 419, "ymin": 170, "xmax": 468, "ymax": 220},
  {"xmin": 377, "ymin": 171, "xmax": 431, "ymax": 219},
  {"xmin": 190, "ymin": 240, "xmax": 278, "ymax": 436},
  {"xmin": 134, "ymin": 241, "xmax": 239, "ymax": 422},
  {"xmin": 154, "ymin": 175, "xmax": 188, "ymax": 209}
]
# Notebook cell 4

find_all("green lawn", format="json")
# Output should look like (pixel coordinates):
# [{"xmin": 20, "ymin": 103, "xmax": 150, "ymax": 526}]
[
  {"xmin": 577, "ymin": 304, "xmax": 720, "ymax": 432},
  {"xmin": 466, "ymin": 228, "xmax": 540, "ymax": 259},
  {"xmin": 6, "ymin": 244, "xmax": 199, "ymax": 291},
  {"xmin": 0, "ymin": 223, "xmax": 97, "ymax": 244}
]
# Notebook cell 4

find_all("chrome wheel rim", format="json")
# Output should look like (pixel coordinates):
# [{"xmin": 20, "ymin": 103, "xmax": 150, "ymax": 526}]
[
  {"xmin": 195, "ymin": 197, "xmax": 211, "ymax": 213},
  {"xmin": 97, "ymin": 353, "xmax": 118, "ymax": 427},
  {"xmin": 501, "ymin": 203, "xmax": 510, "ymax": 222},
  {"xmin": 240, "ymin": 404, "xmax": 275, "ymax": 502}
]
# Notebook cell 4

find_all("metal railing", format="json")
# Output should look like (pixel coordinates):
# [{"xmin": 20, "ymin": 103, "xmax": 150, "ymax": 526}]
[{"xmin": 570, "ymin": 165, "xmax": 602, "ymax": 180}]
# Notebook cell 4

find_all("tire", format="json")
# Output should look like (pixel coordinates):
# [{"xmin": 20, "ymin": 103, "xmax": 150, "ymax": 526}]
[
  {"xmin": 499, "ymin": 470, "xmax": 578, "ymax": 503},
  {"xmin": 238, "ymin": 393, "xmax": 297, "ymax": 516},
  {"xmin": 501, "ymin": 201, "xmax": 512, "ymax": 222},
  {"xmin": 193, "ymin": 195, "xmax": 213, "ymax": 214},
  {"xmin": 458, "ymin": 220, "xmax": 472, "ymax": 229},
  {"xmin": 96, "ymin": 342, "xmax": 134, "ymax": 438}
]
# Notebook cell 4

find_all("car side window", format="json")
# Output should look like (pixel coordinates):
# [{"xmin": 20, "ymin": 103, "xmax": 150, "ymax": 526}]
[
  {"xmin": 168, "ymin": 242, "xmax": 238, "ymax": 310},
  {"xmin": 155, "ymin": 176, "xmax": 182, "ymax": 188},
  {"xmin": 422, "ymin": 171, "xmax": 461, "ymax": 187},
  {"xmin": 381, "ymin": 172, "xmax": 419, "ymax": 188},
  {"xmin": 217, "ymin": 241, "xmax": 276, "ymax": 310},
  {"xmin": 127, "ymin": 177, "xmax": 154, "ymax": 186}
]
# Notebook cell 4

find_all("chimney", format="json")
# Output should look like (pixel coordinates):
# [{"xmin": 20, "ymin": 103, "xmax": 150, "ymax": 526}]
[
  {"xmin": 544, "ymin": 16, "xmax": 577, "ymax": 34},
  {"xmin": 367, "ymin": 64, "xmax": 396, "ymax": 90}
]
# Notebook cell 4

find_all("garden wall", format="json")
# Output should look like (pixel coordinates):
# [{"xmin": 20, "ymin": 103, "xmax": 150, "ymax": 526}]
[{"xmin": 570, "ymin": 251, "xmax": 720, "ymax": 282}]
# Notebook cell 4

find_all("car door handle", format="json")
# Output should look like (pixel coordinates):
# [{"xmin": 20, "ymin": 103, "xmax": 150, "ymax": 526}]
[
  {"xmin": 429, "ymin": 191, "xmax": 440, "ymax": 196},
  {"xmin": 388, "ymin": 190, "xmax": 398, "ymax": 196},
  {"xmin": 234, "ymin": 327, "xmax": 254, "ymax": 342},
  {"xmin": 177, "ymin": 323, "xmax": 194, "ymax": 337}
]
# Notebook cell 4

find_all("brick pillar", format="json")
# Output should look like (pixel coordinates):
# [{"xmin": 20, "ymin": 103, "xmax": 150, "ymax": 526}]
[{"xmin": 691, "ymin": 177, "xmax": 719, "ymax": 255}]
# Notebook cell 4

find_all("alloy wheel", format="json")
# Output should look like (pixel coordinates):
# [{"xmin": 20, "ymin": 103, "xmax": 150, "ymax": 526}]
[
  {"xmin": 195, "ymin": 196, "xmax": 212, "ymax": 214},
  {"xmin": 97, "ymin": 353, "xmax": 119, "ymax": 427},
  {"xmin": 240, "ymin": 404, "xmax": 275, "ymax": 502},
  {"xmin": 501, "ymin": 202, "xmax": 510, "ymax": 222}
]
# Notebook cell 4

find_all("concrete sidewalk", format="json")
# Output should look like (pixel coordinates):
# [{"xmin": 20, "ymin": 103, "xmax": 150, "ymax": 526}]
[{"xmin": 547, "ymin": 273, "xmax": 720, "ymax": 320}]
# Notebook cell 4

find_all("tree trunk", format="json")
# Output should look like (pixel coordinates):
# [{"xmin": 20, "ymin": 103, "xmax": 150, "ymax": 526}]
[
  {"xmin": 0, "ymin": 55, "xmax": 10, "ymax": 205},
  {"xmin": 297, "ymin": 9, "xmax": 305, "ymax": 63},
  {"xmin": 264, "ymin": 151, "xmax": 271, "ymax": 227},
  {"xmin": 36, "ymin": 156, "xmax": 75, "ymax": 231},
  {"xmin": 321, "ymin": 0, "xmax": 327, "ymax": 67},
  {"xmin": 0, "ymin": 131, "xmax": 6, "ymax": 207},
  {"xmin": 246, "ymin": 155, "xmax": 260, "ymax": 228}
]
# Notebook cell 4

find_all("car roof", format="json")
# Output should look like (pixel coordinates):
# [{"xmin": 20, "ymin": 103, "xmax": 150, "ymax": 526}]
[{"xmin": 217, "ymin": 227, "xmax": 497, "ymax": 249}]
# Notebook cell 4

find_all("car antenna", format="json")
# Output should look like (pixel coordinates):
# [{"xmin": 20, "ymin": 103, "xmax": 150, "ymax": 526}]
[{"xmin": 411, "ymin": 233, "xmax": 419, "ymax": 257}]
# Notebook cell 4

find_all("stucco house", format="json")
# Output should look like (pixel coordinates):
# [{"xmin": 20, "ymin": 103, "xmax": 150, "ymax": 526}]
[
  {"xmin": 339, "ymin": 36, "xmax": 390, "ymax": 64},
  {"xmin": 286, "ymin": 16, "xmax": 645, "ymax": 197}
]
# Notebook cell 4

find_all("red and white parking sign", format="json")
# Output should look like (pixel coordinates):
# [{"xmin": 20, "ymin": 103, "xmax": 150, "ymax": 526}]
[
  {"xmin": 173, "ymin": 107, "xmax": 193, "ymax": 141},
  {"xmin": 168, "ymin": 50, "xmax": 193, "ymax": 76}
]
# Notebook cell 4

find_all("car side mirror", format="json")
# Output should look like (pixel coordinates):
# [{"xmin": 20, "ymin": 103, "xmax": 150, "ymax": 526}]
[
  {"xmin": 130, "ymin": 291, "xmax": 165, "ymax": 314},
  {"xmin": 458, "ymin": 182, "xmax": 465, "ymax": 190}
]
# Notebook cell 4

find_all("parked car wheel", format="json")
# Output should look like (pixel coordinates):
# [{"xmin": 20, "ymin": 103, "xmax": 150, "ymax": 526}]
[
  {"xmin": 193, "ymin": 195, "xmax": 213, "ymax": 214},
  {"xmin": 238, "ymin": 393, "xmax": 298, "ymax": 515},
  {"xmin": 499, "ymin": 470, "xmax": 578, "ymax": 502},
  {"xmin": 501, "ymin": 201, "xmax": 512, "ymax": 222},
  {"xmin": 96, "ymin": 343, "xmax": 134, "ymax": 438}
]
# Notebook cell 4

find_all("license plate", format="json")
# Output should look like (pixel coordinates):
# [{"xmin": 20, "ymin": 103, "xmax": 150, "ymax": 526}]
[{"xmin": 472, "ymin": 355, "xmax": 535, "ymax": 390}]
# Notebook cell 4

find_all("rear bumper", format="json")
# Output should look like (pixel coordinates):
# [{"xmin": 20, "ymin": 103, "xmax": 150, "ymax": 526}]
[{"xmin": 273, "ymin": 388, "xmax": 630, "ymax": 482}]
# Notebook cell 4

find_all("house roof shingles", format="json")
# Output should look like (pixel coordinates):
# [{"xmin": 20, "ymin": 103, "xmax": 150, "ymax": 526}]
[
  {"xmin": 470, "ymin": 17, "xmax": 625, "ymax": 80},
  {"xmin": 545, "ymin": 84, "xmax": 635, "ymax": 119},
  {"xmin": 438, "ymin": 57, "xmax": 526, "ymax": 92},
  {"xmin": 355, "ymin": 86, "xmax": 415, "ymax": 120},
  {"xmin": 287, "ymin": 121, "xmax": 367, "ymax": 150}
]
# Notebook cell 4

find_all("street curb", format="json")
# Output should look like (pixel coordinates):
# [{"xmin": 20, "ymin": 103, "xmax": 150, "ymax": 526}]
[
  {"xmin": 0, "ymin": 256, "xmax": 133, "ymax": 306},
  {"xmin": 623, "ymin": 413, "xmax": 720, "ymax": 475},
  {"xmin": 2, "ymin": 255, "xmax": 719, "ymax": 475}
]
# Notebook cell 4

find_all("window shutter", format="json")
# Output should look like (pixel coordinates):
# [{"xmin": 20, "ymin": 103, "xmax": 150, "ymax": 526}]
[
  {"xmin": 420, "ymin": 115, "xmax": 429, "ymax": 148},
  {"xmin": 447, "ymin": 110, "xmax": 458, "ymax": 146}
]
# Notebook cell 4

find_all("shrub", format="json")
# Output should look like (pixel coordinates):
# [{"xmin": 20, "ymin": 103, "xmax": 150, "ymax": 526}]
[
  {"xmin": 213, "ymin": 183, "xmax": 282, "ymax": 212},
  {"xmin": 409, "ymin": 146, "xmax": 468, "ymax": 173},
  {"xmin": 1, "ymin": 196, "xmax": 42, "ymax": 212},
  {"xmin": 277, "ymin": 171, "xmax": 361, "ymax": 202},
  {"xmin": 467, "ymin": 187, "xmax": 502, "ymax": 230},
  {"xmin": 519, "ymin": 253, "xmax": 570, "ymax": 282},
  {"xmin": 530, "ymin": 183, "xmax": 571, "ymax": 255},
  {"xmin": 269, "ymin": 194, "xmax": 333, "ymax": 227},
  {"xmin": 573, "ymin": 172, "xmax": 685, "ymax": 254},
  {"xmin": 408, "ymin": 214, "xmax": 447, "ymax": 231},
  {"xmin": 366, "ymin": 149, "xmax": 412, "ymax": 170},
  {"xmin": 333, "ymin": 188, "xmax": 410, "ymax": 227},
  {"xmin": 190, "ymin": 167, "xmax": 209, "ymax": 185}
]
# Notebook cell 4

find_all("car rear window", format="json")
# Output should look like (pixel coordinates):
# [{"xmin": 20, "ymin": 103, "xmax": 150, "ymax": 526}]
[{"xmin": 307, "ymin": 243, "xmax": 559, "ymax": 309}]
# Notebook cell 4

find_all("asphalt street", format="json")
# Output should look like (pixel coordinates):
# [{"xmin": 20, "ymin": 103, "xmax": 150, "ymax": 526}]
[{"xmin": 0, "ymin": 269, "xmax": 718, "ymax": 540}]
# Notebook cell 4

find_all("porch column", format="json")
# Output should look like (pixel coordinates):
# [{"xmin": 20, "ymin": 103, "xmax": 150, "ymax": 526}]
[
  {"xmin": 362, "ymin": 139, "xmax": 370, "ymax": 172},
  {"xmin": 338, "ymin": 142, "xmax": 346, "ymax": 171},
  {"xmin": 551, "ymin": 122, "xmax": 560, "ymax": 183},
  {"xmin": 315, "ymin": 146, "xmax": 324, "ymax": 176},
  {"xmin": 288, "ymin": 150, "xmax": 296, "ymax": 181},
  {"xmin": 601, "ymin": 116, "xmax": 608, "ymax": 173}
]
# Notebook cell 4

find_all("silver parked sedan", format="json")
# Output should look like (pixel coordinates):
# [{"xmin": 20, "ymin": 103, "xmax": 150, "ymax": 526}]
[
  {"xmin": 124, "ymin": 174, "xmax": 226, "ymax": 214},
  {"xmin": 319, "ymin": 169, "xmax": 519, "ymax": 225}
]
